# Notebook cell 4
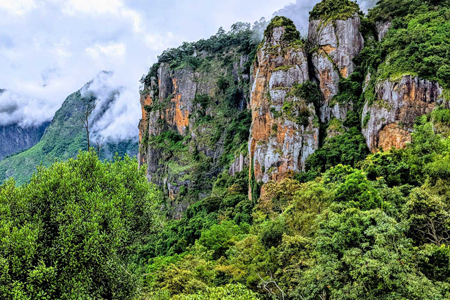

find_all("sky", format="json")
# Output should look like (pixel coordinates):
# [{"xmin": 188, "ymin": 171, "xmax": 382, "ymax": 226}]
[{"xmin": 0, "ymin": 0, "xmax": 375, "ymax": 140}]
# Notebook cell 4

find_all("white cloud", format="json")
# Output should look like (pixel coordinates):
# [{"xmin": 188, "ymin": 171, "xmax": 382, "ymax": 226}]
[
  {"xmin": 63, "ymin": 0, "xmax": 124, "ymax": 15},
  {"xmin": 86, "ymin": 43, "xmax": 126, "ymax": 59},
  {"xmin": 0, "ymin": 0, "xmax": 309, "ymax": 141},
  {"xmin": 0, "ymin": 0, "xmax": 36, "ymax": 15}
]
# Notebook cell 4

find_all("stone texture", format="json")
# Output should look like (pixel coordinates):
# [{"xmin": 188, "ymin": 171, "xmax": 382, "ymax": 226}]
[
  {"xmin": 376, "ymin": 21, "xmax": 391, "ymax": 41},
  {"xmin": 248, "ymin": 24, "xmax": 319, "ymax": 190},
  {"xmin": 362, "ymin": 76, "xmax": 443, "ymax": 151},
  {"xmin": 309, "ymin": 16, "xmax": 364, "ymax": 122},
  {"xmin": 138, "ymin": 51, "xmax": 250, "ymax": 202},
  {"xmin": 0, "ymin": 122, "xmax": 49, "ymax": 161}
]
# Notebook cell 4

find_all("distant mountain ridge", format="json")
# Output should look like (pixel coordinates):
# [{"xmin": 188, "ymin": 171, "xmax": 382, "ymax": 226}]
[
  {"xmin": 0, "ymin": 89, "xmax": 51, "ymax": 161},
  {"xmin": 0, "ymin": 79, "xmax": 138, "ymax": 185}
]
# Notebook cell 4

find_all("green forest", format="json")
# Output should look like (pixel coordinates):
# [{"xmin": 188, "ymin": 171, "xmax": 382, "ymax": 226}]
[{"xmin": 2, "ymin": 0, "xmax": 450, "ymax": 299}]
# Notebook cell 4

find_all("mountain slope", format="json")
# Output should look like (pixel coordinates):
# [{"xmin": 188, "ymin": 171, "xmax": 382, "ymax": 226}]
[
  {"xmin": 0, "ymin": 122, "xmax": 50, "ymax": 161},
  {"xmin": 0, "ymin": 78, "xmax": 138, "ymax": 185},
  {"xmin": 0, "ymin": 89, "xmax": 50, "ymax": 161}
]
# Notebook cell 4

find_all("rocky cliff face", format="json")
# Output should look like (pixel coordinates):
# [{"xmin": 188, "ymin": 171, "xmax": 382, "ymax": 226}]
[
  {"xmin": 362, "ymin": 76, "xmax": 443, "ymax": 151},
  {"xmin": 308, "ymin": 15, "xmax": 364, "ymax": 122},
  {"xmin": 139, "ymin": 9, "xmax": 368, "ymax": 203},
  {"xmin": 138, "ymin": 44, "xmax": 251, "ymax": 208},
  {"xmin": 139, "ymin": 0, "xmax": 448, "ymax": 206},
  {"xmin": 248, "ymin": 25, "xmax": 319, "ymax": 186},
  {"xmin": 0, "ymin": 122, "xmax": 49, "ymax": 161}
]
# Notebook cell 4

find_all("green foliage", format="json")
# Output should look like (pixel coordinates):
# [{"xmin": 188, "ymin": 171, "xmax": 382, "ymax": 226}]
[
  {"xmin": 309, "ymin": 0, "xmax": 362, "ymax": 22},
  {"xmin": 299, "ymin": 127, "xmax": 369, "ymax": 181},
  {"xmin": 289, "ymin": 81, "xmax": 321, "ymax": 105},
  {"xmin": 362, "ymin": 1, "xmax": 450, "ymax": 93},
  {"xmin": 199, "ymin": 221, "xmax": 247, "ymax": 259},
  {"xmin": 298, "ymin": 209, "xmax": 441, "ymax": 299},
  {"xmin": 173, "ymin": 284, "xmax": 260, "ymax": 300},
  {"xmin": 378, "ymin": 8, "xmax": 450, "ymax": 89},
  {"xmin": 260, "ymin": 217, "xmax": 286, "ymax": 249},
  {"xmin": 219, "ymin": 111, "xmax": 251, "ymax": 167},
  {"xmin": 334, "ymin": 169, "xmax": 382, "ymax": 210},
  {"xmin": 264, "ymin": 16, "xmax": 300, "ymax": 44},
  {"xmin": 0, "ymin": 151, "xmax": 160, "ymax": 299}
]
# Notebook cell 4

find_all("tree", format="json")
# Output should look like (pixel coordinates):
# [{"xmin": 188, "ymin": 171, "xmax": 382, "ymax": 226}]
[
  {"xmin": 297, "ymin": 209, "xmax": 442, "ymax": 299},
  {"xmin": 0, "ymin": 151, "xmax": 161, "ymax": 299},
  {"xmin": 405, "ymin": 187, "xmax": 450, "ymax": 246}
]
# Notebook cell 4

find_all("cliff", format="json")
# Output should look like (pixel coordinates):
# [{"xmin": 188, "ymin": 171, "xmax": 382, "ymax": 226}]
[
  {"xmin": 138, "ymin": 27, "xmax": 254, "ymax": 213},
  {"xmin": 138, "ymin": 0, "xmax": 449, "ymax": 205},
  {"xmin": 362, "ymin": 76, "xmax": 443, "ymax": 151},
  {"xmin": 0, "ymin": 122, "xmax": 49, "ymax": 161},
  {"xmin": 248, "ymin": 17, "xmax": 318, "ymax": 187}
]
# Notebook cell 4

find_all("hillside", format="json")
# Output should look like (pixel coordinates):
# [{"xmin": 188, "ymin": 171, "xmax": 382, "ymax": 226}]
[{"xmin": 0, "ymin": 76, "xmax": 138, "ymax": 185}]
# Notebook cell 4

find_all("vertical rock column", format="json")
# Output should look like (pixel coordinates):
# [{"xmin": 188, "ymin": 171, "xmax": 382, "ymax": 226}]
[
  {"xmin": 249, "ymin": 21, "xmax": 319, "ymax": 199},
  {"xmin": 308, "ymin": 15, "xmax": 364, "ymax": 122}
]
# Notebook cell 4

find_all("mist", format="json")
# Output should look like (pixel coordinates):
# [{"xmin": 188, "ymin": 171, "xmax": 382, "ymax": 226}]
[
  {"xmin": 80, "ymin": 71, "xmax": 141, "ymax": 143},
  {"xmin": 0, "ymin": 0, "xmax": 293, "ymax": 140}
]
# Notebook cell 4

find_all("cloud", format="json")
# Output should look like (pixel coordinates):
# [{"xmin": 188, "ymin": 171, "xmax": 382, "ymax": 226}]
[
  {"xmin": 0, "ymin": 0, "xmax": 37, "ymax": 15},
  {"xmin": 0, "ymin": 0, "xmax": 300, "ymax": 140},
  {"xmin": 79, "ymin": 71, "xmax": 140, "ymax": 142},
  {"xmin": 86, "ymin": 43, "xmax": 126, "ymax": 59},
  {"xmin": 0, "ymin": 90, "xmax": 55, "ymax": 127}
]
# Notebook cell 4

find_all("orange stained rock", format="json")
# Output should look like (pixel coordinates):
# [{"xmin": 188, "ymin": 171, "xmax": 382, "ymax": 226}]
[
  {"xmin": 377, "ymin": 123, "xmax": 411, "ymax": 152},
  {"xmin": 320, "ymin": 69, "xmax": 332, "ymax": 101},
  {"xmin": 173, "ymin": 94, "xmax": 189, "ymax": 134},
  {"xmin": 275, "ymin": 161, "xmax": 289, "ymax": 182},
  {"xmin": 340, "ymin": 67, "xmax": 348, "ymax": 78},
  {"xmin": 254, "ymin": 159, "xmax": 262, "ymax": 180},
  {"xmin": 140, "ymin": 94, "xmax": 153, "ymax": 120},
  {"xmin": 321, "ymin": 45, "xmax": 337, "ymax": 55},
  {"xmin": 252, "ymin": 114, "xmax": 271, "ymax": 142}
]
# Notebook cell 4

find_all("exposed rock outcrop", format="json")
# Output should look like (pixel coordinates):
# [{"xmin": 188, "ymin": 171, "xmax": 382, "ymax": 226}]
[
  {"xmin": 249, "ymin": 24, "xmax": 319, "ymax": 188},
  {"xmin": 138, "ymin": 49, "xmax": 251, "ymax": 202},
  {"xmin": 362, "ymin": 76, "xmax": 443, "ymax": 151},
  {"xmin": 0, "ymin": 122, "xmax": 49, "ymax": 161},
  {"xmin": 375, "ymin": 21, "xmax": 391, "ymax": 41},
  {"xmin": 308, "ymin": 16, "xmax": 364, "ymax": 122}
]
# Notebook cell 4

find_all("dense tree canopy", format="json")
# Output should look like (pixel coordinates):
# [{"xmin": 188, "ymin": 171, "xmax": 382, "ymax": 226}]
[{"xmin": 0, "ymin": 151, "xmax": 160, "ymax": 299}]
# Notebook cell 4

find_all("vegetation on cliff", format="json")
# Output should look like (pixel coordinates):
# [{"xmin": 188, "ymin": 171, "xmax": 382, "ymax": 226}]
[{"xmin": 309, "ymin": 0, "xmax": 362, "ymax": 22}]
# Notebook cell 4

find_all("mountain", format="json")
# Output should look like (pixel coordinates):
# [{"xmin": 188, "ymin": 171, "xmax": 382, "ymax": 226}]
[
  {"xmin": 0, "ymin": 122, "xmax": 50, "ymax": 161},
  {"xmin": 0, "ymin": 76, "xmax": 138, "ymax": 184},
  {"xmin": 0, "ymin": 89, "xmax": 50, "ymax": 161},
  {"xmin": 138, "ymin": 0, "xmax": 448, "ymax": 208}
]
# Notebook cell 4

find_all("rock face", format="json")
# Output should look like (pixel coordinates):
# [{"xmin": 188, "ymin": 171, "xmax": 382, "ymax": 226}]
[
  {"xmin": 362, "ymin": 76, "xmax": 443, "ymax": 151},
  {"xmin": 248, "ymin": 25, "xmax": 319, "ymax": 187},
  {"xmin": 138, "ymin": 48, "xmax": 251, "ymax": 205},
  {"xmin": 139, "ymin": 13, "xmax": 367, "ymax": 203},
  {"xmin": 0, "ymin": 122, "xmax": 49, "ymax": 161},
  {"xmin": 308, "ymin": 16, "xmax": 364, "ymax": 122},
  {"xmin": 376, "ymin": 21, "xmax": 391, "ymax": 41}
]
